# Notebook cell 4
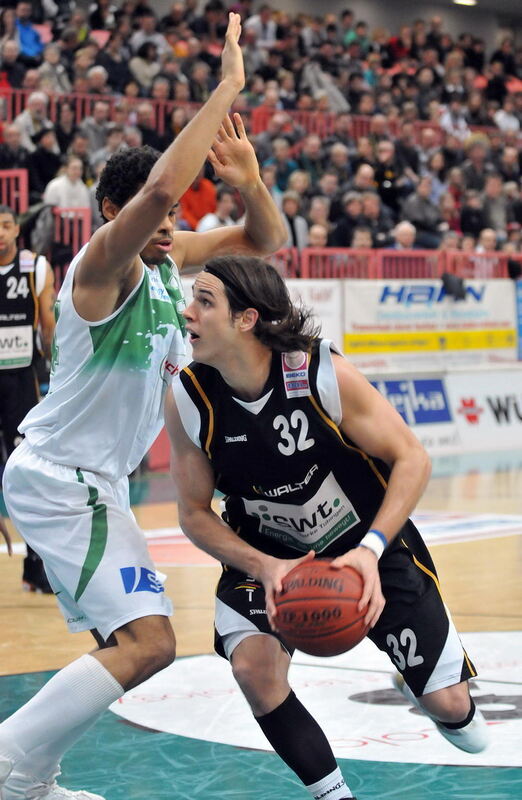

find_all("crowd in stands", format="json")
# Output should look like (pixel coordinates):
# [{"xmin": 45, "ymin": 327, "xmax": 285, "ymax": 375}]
[{"xmin": 1, "ymin": 0, "xmax": 522, "ymax": 258}]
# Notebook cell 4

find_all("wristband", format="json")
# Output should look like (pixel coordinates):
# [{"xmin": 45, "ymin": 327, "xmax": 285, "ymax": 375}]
[{"xmin": 357, "ymin": 529, "xmax": 387, "ymax": 559}]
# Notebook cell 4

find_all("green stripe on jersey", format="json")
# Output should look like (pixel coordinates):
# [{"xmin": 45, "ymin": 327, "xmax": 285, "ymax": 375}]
[{"xmin": 74, "ymin": 468, "xmax": 108, "ymax": 602}]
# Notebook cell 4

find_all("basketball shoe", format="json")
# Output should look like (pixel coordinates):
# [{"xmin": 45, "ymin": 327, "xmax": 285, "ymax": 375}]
[
  {"xmin": 3, "ymin": 771, "xmax": 105, "ymax": 800},
  {"xmin": 393, "ymin": 673, "xmax": 488, "ymax": 753}
]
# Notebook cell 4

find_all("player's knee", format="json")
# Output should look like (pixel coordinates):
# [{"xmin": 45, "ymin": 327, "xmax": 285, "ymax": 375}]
[{"xmin": 424, "ymin": 684, "xmax": 472, "ymax": 723}]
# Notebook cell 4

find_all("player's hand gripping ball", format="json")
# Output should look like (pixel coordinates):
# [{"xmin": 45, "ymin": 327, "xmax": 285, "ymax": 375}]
[{"xmin": 274, "ymin": 559, "xmax": 370, "ymax": 656}]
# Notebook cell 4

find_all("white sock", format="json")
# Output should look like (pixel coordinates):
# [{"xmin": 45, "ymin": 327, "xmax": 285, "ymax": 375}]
[
  {"xmin": 306, "ymin": 767, "xmax": 352, "ymax": 800},
  {"xmin": 0, "ymin": 655, "xmax": 123, "ymax": 764},
  {"xmin": 12, "ymin": 709, "xmax": 105, "ymax": 783}
]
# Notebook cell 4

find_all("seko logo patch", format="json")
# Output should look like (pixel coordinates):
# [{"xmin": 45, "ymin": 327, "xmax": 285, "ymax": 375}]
[
  {"xmin": 120, "ymin": 567, "xmax": 165, "ymax": 594},
  {"xmin": 243, "ymin": 472, "xmax": 360, "ymax": 553},
  {"xmin": 372, "ymin": 379, "xmax": 452, "ymax": 425}
]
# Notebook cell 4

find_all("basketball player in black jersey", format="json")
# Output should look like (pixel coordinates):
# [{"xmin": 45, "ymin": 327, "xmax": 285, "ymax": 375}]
[
  {"xmin": 166, "ymin": 255, "xmax": 489, "ymax": 800},
  {"xmin": 0, "ymin": 204, "xmax": 55, "ymax": 592}
]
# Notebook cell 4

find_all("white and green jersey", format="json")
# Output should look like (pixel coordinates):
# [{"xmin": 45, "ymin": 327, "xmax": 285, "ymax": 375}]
[{"xmin": 20, "ymin": 243, "xmax": 187, "ymax": 481}]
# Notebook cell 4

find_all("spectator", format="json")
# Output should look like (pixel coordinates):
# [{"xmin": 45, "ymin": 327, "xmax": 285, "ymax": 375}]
[
  {"xmin": 43, "ymin": 156, "xmax": 91, "ymax": 208},
  {"xmin": 360, "ymin": 190, "xmax": 394, "ymax": 247},
  {"xmin": 287, "ymin": 169, "xmax": 312, "ymax": 216},
  {"xmin": 13, "ymin": 91, "xmax": 52, "ymax": 153},
  {"xmin": 324, "ymin": 143, "xmax": 351, "ymax": 188},
  {"xmin": 307, "ymin": 194, "xmax": 332, "ymax": 232},
  {"xmin": 460, "ymin": 190, "xmax": 486, "ymax": 238},
  {"xmin": 315, "ymin": 170, "xmax": 343, "ymax": 222},
  {"xmin": 129, "ymin": 41, "xmax": 161, "ymax": 91},
  {"xmin": 438, "ymin": 230, "xmax": 461, "ymax": 251},
  {"xmin": 15, "ymin": 1, "xmax": 44, "ymax": 66},
  {"xmin": 481, "ymin": 173, "xmax": 511, "ymax": 238},
  {"xmin": 490, "ymin": 37, "xmax": 517, "ymax": 78},
  {"xmin": 189, "ymin": 1, "xmax": 228, "ymax": 41},
  {"xmin": 95, "ymin": 30, "xmax": 133, "ymax": 94},
  {"xmin": 54, "ymin": 101, "xmax": 78, "ymax": 155},
  {"xmin": 351, "ymin": 226, "xmax": 373, "ymax": 248},
  {"xmin": 130, "ymin": 10, "xmax": 169, "ymax": 57},
  {"xmin": 37, "ymin": 43, "xmax": 72, "ymax": 94},
  {"xmin": 263, "ymin": 137, "xmax": 299, "ymax": 192},
  {"xmin": 329, "ymin": 191, "xmax": 363, "ymax": 247},
  {"xmin": 394, "ymin": 122, "xmax": 420, "ymax": 176},
  {"xmin": 485, "ymin": 59, "xmax": 507, "ymax": 105},
  {"xmin": 189, "ymin": 60, "xmax": 216, "ymax": 103},
  {"xmin": 68, "ymin": 131, "xmax": 96, "ymax": 184},
  {"xmin": 179, "ymin": 167, "xmax": 217, "ymax": 231},
  {"xmin": 79, "ymin": 100, "xmax": 111, "ymax": 152},
  {"xmin": 196, "ymin": 185, "xmax": 237, "ymax": 232},
  {"xmin": 27, "ymin": 127, "xmax": 62, "ymax": 202},
  {"xmin": 260, "ymin": 163, "xmax": 283, "ymax": 209},
  {"xmin": 391, "ymin": 220, "xmax": 417, "ymax": 249},
  {"xmin": 244, "ymin": 4, "xmax": 277, "ymax": 50},
  {"xmin": 424, "ymin": 150, "xmax": 448, "ymax": 204},
  {"xmin": 439, "ymin": 192, "xmax": 461, "ymax": 233},
  {"xmin": 89, "ymin": 0, "xmax": 119, "ymax": 31},
  {"xmin": 494, "ymin": 96, "xmax": 520, "ymax": 133},
  {"xmin": 461, "ymin": 139, "xmax": 495, "ymax": 192},
  {"xmin": 135, "ymin": 101, "xmax": 164, "ymax": 150},
  {"xmin": 0, "ymin": 124, "xmax": 30, "ymax": 170},
  {"xmin": 86, "ymin": 65, "xmax": 112, "ymax": 95},
  {"xmin": 374, "ymin": 139, "xmax": 410, "ymax": 218},
  {"xmin": 0, "ymin": 40, "xmax": 26, "ymax": 88},
  {"xmin": 475, "ymin": 227, "xmax": 497, "ymax": 253},
  {"xmin": 439, "ymin": 94, "xmax": 470, "ymax": 142},
  {"xmin": 465, "ymin": 90, "xmax": 489, "ymax": 126},
  {"xmin": 296, "ymin": 134, "xmax": 325, "ymax": 187},
  {"xmin": 90, "ymin": 124, "xmax": 126, "ymax": 171},
  {"xmin": 308, "ymin": 222, "xmax": 329, "ymax": 247},
  {"xmin": 401, "ymin": 175, "xmax": 443, "ymax": 248},
  {"xmin": 280, "ymin": 190, "xmax": 309, "ymax": 249}
]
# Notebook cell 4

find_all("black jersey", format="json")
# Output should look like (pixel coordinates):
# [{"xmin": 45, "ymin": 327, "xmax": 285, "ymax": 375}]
[
  {"xmin": 0, "ymin": 249, "xmax": 43, "ymax": 371},
  {"xmin": 176, "ymin": 338, "xmax": 419, "ymax": 559}
]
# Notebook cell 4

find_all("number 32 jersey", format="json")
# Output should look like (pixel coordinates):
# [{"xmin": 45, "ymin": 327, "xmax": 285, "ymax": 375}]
[{"xmin": 174, "ymin": 339, "xmax": 408, "ymax": 559}]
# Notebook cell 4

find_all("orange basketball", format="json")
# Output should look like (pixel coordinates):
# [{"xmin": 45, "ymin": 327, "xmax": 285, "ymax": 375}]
[{"xmin": 274, "ymin": 559, "xmax": 369, "ymax": 657}]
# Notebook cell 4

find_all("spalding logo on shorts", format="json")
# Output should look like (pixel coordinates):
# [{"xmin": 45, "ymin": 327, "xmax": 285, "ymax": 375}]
[{"xmin": 120, "ymin": 567, "xmax": 165, "ymax": 594}]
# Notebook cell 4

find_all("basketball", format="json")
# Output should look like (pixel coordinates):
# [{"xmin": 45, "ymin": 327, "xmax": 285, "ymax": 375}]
[{"xmin": 274, "ymin": 559, "xmax": 369, "ymax": 657}]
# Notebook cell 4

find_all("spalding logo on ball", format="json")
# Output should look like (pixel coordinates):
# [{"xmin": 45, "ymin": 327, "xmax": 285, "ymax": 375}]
[{"xmin": 274, "ymin": 559, "xmax": 370, "ymax": 657}]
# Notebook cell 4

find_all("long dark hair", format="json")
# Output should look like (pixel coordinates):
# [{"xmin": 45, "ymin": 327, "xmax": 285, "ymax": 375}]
[{"xmin": 203, "ymin": 255, "xmax": 320, "ymax": 353}]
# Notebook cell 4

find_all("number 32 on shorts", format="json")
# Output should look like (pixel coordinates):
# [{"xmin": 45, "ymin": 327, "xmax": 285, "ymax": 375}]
[{"xmin": 386, "ymin": 628, "xmax": 425, "ymax": 670}]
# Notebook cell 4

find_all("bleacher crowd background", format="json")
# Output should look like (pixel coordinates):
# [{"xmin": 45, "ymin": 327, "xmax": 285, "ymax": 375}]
[{"xmin": 1, "ymin": 0, "xmax": 522, "ymax": 280}]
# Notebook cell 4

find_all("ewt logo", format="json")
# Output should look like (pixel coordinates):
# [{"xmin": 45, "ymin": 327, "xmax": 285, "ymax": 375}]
[
  {"xmin": 120, "ymin": 567, "xmax": 165, "ymax": 594},
  {"xmin": 372, "ymin": 379, "xmax": 452, "ymax": 425},
  {"xmin": 379, "ymin": 284, "xmax": 485, "ymax": 305}
]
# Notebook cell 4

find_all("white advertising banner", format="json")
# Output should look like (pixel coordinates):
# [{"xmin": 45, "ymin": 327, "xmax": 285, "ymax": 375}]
[
  {"xmin": 447, "ymin": 369, "xmax": 522, "ymax": 451},
  {"xmin": 286, "ymin": 279, "xmax": 343, "ymax": 347},
  {"xmin": 343, "ymin": 279, "xmax": 517, "ymax": 370}
]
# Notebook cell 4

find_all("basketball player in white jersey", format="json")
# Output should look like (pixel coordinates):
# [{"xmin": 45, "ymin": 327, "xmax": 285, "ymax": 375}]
[{"xmin": 0, "ymin": 14, "xmax": 286, "ymax": 800}]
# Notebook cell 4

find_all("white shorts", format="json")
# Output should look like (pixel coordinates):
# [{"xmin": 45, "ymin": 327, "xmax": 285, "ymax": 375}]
[{"xmin": 3, "ymin": 440, "xmax": 172, "ymax": 641}]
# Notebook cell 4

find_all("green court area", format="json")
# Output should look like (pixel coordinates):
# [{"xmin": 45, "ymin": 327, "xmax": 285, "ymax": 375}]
[{"xmin": 2, "ymin": 669, "xmax": 520, "ymax": 800}]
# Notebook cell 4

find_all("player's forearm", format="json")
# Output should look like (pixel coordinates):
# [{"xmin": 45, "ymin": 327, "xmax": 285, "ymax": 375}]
[
  {"xmin": 145, "ymin": 80, "xmax": 242, "ymax": 205},
  {"xmin": 240, "ymin": 180, "xmax": 287, "ymax": 254},
  {"xmin": 180, "ymin": 506, "xmax": 274, "ymax": 578},
  {"xmin": 369, "ymin": 445, "xmax": 431, "ymax": 543}
]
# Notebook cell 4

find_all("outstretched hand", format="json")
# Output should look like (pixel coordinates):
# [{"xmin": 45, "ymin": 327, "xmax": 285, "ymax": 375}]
[
  {"xmin": 0, "ymin": 517, "xmax": 13, "ymax": 556},
  {"xmin": 220, "ymin": 12, "xmax": 244, "ymax": 92},
  {"xmin": 207, "ymin": 113, "xmax": 260, "ymax": 190}
]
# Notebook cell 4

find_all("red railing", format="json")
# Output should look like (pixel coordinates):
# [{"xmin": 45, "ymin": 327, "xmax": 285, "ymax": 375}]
[
  {"xmin": 276, "ymin": 248, "xmax": 522, "ymax": 280},
  {"xmin": 51, "ymin": 207, "xmax": 91, "ymax": 284},
  {"xmin": 1, "ymin": 87, "xmax": 521, "ymax": 146},
  {"xmin": 0, "ymin": 168, "xmax": 29, "ymax": 214}
]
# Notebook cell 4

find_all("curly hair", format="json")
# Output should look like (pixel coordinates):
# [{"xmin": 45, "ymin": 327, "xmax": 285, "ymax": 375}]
[
  {"xmin": 95, "ymin": 146, "xmax": 161, "ymax": 219},
  {"xmin": 203, "ymin": 256, "xmax": 321, "ymax": 353}
]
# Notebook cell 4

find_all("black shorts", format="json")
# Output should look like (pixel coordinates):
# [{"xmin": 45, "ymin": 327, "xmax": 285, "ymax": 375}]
[
  {"xmin": 0, "ymin": 366, "xmax": 39, "ymax": 459},
  {"xmin": 213, "ymin": 522, "xmax": 476, "ymax": 697}
]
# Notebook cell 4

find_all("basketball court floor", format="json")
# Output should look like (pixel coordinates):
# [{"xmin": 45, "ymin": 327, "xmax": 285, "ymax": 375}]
[{"xmin": 1, "ymin": 449, "xmax": 521, "ymax": 800}]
